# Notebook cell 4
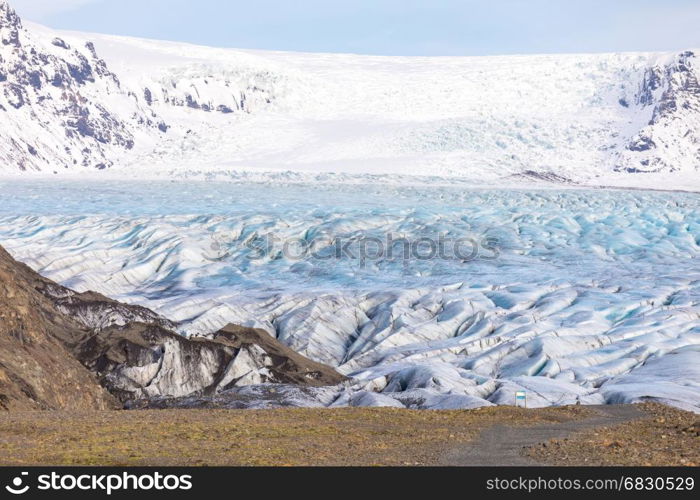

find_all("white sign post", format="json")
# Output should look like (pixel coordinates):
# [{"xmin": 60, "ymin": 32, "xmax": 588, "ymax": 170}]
[{"xmin": 515, "ymin": 391, "xmax": 527, "ymax": 408}]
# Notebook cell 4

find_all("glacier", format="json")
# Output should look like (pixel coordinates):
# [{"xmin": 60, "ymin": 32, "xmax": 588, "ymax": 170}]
[
  {"xmin": 0, "ymin": 180, "xmax": 698, "ymax": 411},
  {"xmin": 1, "ymin": 0, "xmax": 700, "ymax": 411}
]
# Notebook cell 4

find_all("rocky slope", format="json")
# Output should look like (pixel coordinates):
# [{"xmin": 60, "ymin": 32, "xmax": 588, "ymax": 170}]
[
  {"xmin": 0, "ymin": 243, "xmax": 345, "ymax": 409},
  {"xmin": 0, "ymin": 0, "xmax": 167, "ymax": 172},
  {"xmin": 0, "ymin": 245, "xmax": 116, "ymax": 410},
  {"xmin": 616, "ymin": 50, "xmax": 700, "ymax": 173}
]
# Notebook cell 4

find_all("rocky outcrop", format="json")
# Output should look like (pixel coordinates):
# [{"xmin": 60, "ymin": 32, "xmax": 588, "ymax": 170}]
[
  {"xmin": 0, "ymin": 0, "xmax": 280, "ymax": 174},
  {"xmin": 0, "ymin": 243, "xmax": 346, "ymax": 409},
  {"xmin": 617, "ymin": 51, "xmax": 700, "ymax": 173},
  {"xmin": 0, "ymin": 0, "xmax": 167, "ymax": 172},
  {"xmin": 72, "ymin": 322, "xmax": 346, "ymax": 402},
  {"xmin": 0, "ymin": 245, "xmax": 117, "ymax": 410}
]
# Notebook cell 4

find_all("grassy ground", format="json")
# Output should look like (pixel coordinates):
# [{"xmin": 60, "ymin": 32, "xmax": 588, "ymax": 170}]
[
  {"xmin": 0, "ymin": 406, "xmax": 590, "ymax": 466},
  {"xmin": 0, "ymin": 404, "xmax": 696, "ymax": 466}
]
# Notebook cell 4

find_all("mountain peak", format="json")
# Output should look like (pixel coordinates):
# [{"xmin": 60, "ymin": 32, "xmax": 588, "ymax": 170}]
[
  {"xmin": 0, "ymin": 4, "xmax": 168, "ymax": 172},
  {"xmin": 0, "ymin": 0, "xmax": 21, "ymax": 47},
  {"xmin": 0, "ymin": 1, "xmax": 699, "ymax": 185}
]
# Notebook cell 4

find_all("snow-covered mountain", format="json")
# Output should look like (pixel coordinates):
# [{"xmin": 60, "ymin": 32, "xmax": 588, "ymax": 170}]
[
  {"xmin": 0, "ymin": 0, "xmax": 699, "ymax": 189},
  {"xmin": 616, "ymin": 50, "xmax": 700, "ymax": 175},
  {"xmin": 0, "ymin": 1, "xmax": 166, "ymax": 172}
]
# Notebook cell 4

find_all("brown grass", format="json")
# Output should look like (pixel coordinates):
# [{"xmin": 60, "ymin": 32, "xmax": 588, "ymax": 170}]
[{"xmin": 0, "ymin": 405, "xmax": 590, "ymax": 466}]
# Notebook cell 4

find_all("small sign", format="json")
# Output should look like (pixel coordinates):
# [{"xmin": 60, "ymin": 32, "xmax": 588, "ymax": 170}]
[{"xmin": 515, "ymin": 391, "xmax": 527, "ymax": 408}]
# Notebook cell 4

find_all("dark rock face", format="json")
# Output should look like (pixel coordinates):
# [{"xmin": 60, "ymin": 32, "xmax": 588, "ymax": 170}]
[
  {"xmin": 3, "ymin": 82, "xmax": 22, "ymax": 107},
  {"xmin": 636, "ymin": 67, "xmax": 663, "ymax": 107},
  {"xmin": 647, "ymin": 52, "xmax": 700, "ymax": 125},
  {"xmin": 628, "ymin": 136, "xmax": 656, "ymax": 152},
  {"xmin": 0, "ymin": 1, "xmax": 20, "ymax": 47},
  {"xmin": 617, "ymin": 51, "xmax": 700, "ymax": 173},
  {"xmin": 0, "ymin": 244, "xmax": 346, "ymax": 409},
  {"xmin": 66, "ymin": 53, "xmax": 95, "ymax": 85},
  {"xmin": 0, "ymin": 0, "xmax": 168, "ymax": 172}
]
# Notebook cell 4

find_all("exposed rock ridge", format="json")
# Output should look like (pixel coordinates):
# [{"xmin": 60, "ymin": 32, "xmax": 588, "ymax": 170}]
[
  {"xmin": 617, "ymin": 51, "xmax": 700, "ymax": 172},
  {"xmin": 0, "ymin": 0, "xmax": 167, "ymax": 172},
  {"xmin": 0, "ymin": 243, "xmax": 346, "ymax": 409}
]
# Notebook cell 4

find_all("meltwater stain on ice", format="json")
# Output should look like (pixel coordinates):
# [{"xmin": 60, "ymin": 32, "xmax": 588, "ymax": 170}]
[{"xmin": 1, "ymin": 181, "xmax": 699, "ymax": 411}]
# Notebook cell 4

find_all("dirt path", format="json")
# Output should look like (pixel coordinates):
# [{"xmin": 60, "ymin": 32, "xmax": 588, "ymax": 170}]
[{"xmin": 441, "ymin": 404, "xmax": 645, "ymax": 466}]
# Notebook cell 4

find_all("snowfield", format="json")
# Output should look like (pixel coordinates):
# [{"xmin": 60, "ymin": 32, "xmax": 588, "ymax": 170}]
[
  {"xmin": 0, "ymin": 0, "xmax": 698, "ymax": 189},
  {"xmin": 43, "ymin": 34, "xmax": 700, "ymax": 190},
  {"xmin": 1, "ymin": 181, "xmax": 698, "ymax": 411}
]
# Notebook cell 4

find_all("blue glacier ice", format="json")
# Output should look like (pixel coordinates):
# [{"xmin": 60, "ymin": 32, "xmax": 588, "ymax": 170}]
[{"xmin": 0, "ymin": 180, "xmax": 698, "ymax": 411}]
